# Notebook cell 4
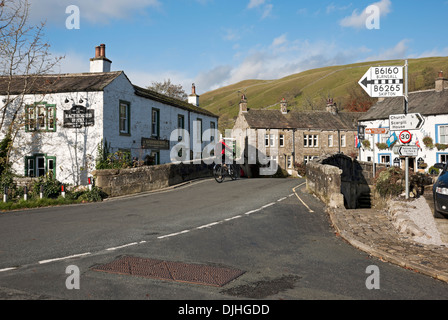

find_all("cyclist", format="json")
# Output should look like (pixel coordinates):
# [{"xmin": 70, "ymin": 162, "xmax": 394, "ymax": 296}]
[{"xmin": 216, "ymin": 138, "xmax": 233, "ymax": 171}]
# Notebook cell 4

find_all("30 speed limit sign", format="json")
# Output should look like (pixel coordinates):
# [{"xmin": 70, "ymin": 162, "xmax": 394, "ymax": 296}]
[{"xmin": 399, "ymin": 130, "xmax": 412, "ymax": 144}]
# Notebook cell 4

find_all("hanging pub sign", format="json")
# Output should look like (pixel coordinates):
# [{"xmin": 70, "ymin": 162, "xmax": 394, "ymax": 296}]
[
  {"xmin": 63, "ymin": 105, "xmax": 94, "ymax": 128},
  {"xmin": 417, "ymin": 157, "xmax": 425, "ymax": 169}
]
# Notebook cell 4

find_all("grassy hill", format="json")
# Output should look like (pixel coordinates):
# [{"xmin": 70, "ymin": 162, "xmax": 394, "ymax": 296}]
[{"xmin": 199, "ymin": 57, "xmax": 448, "ymax": 130}]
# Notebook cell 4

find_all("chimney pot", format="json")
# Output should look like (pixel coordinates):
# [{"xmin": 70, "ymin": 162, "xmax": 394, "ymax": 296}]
[
  {"xmin": 192, "ymin": 83, "xmax": 196, "ymax": 95},
  {"xmin": 439, "ymin": 71, "xmax": 444, "ymax": 78},
  {"xmin": 100, "ymin": 44, "xmax": 106, "ymax": 57},
  {"xmin": 95, "ymin": 46, "xmax": 101, "ymax": 58}
]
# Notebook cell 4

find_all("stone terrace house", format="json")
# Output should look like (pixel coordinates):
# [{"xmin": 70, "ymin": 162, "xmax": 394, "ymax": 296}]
[
  {"xmin": 232, "ymin": 96, "xmax": 363, "ymax": 175},
  {"xmin": 0, "ymin": 44, "xmax": 219, "ymax": 185},
  {"xmin": 358, "ymin": 71, "xmax": 448, "ymax": 171}
]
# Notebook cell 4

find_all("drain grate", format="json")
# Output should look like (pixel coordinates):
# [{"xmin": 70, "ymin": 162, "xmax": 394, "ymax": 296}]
[{"xmin": 92, "ymin": 256, "xmax": 244, "ymax": 287}]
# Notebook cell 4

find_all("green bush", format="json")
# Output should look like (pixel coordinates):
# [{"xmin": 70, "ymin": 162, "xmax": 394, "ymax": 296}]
[
  {"xmin": 33, "ymin": 176, "xmax": 62, "ymax": 199},
  {"xmin": 375, "ymin": 167, "xmax": 405, "ymax": 198}
]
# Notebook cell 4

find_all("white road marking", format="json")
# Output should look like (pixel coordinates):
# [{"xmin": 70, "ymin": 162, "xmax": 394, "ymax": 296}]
[
  {"xmin": 38, "ymin": 252, "xmax": 91, "ymax": 264},
  {"xmin": 157, "ymin": 230, "xmax": 190, "ymax": 239},
  {"xmin": 196, "ymin": 222, "xmax": 220, "ymax": 229},
  {"xmin": 245, "ymin": 209, "xmax": 261, "ymax": 215},
  {"xmin": 261, "ymin": 202, "xmax": 275, "ymax": 209},
  {"xmin": 106, "ymin": 242, "xmax": 138, "ymax": 251},
  {"xmin": 224, "ymin": 215, "xmax": 242, "ymax": 221},
  {"xmin": 2, "ymin": 193, "xmax": 298, "ymax": 271},
  {"xmin": 0, "ymin": 267, "xmax": 18, "ymax": 273}
]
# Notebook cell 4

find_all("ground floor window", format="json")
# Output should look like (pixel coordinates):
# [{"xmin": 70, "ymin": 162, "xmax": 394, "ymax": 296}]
[
  {"xmin": 304, "ymin": 155, "xmax": 318, "ymax": 164},
  {"xmin": 25, "ymin": 154, "xmax": 56, "ymax": 178},
  {"xmin": 379, "ymin": 153, "xmax": 391, "ymax": 166},
  {"xmin": 439, "ymin": 153, "xmax": 448, "ymax": 164}
]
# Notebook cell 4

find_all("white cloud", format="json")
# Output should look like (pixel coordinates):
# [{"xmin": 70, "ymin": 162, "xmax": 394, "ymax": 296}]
[
  {"xmin": 364, "ymin": 39, "xmax": 411, "ymax": 61},
  {"xmin": 247, "ymin": 0, "xmax": 265, "ymax": 9},
  {"xmin": 340, "ymin": 0, "xmax": 391, "ymax": 29},
  {"xmin": 271, "ymin": 34, "xmax": 287, "ymax": 47},
  {"xmin": 261, "ymin": 4, "xmax": 273, "ymax": 19},
  {"xmin": 28, "ymin": 0, "xmax": 161, "ymax": 25},
  {"xmin": 326, "ymin": 3, "xmax": 352, "ymax": 14},
  {"xmin": 192, "ymin": 36, "xmax": 372, "ymax": 92}
]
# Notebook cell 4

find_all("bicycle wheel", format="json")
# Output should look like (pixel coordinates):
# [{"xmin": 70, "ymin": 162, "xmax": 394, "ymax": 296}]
[{"xmin": 214, "ymin": 164, "xmax": 224, "ymax": 183}]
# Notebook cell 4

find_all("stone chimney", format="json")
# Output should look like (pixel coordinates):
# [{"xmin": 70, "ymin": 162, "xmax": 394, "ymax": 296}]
[
  {"xmin": 90, "ymin": 44, "xmax": 112, "ymax": 73},
  {"xmin": 188, "ymin": 83, "xmax": 200, "ymax": 107},
  {"xmin": 435, "ymin": 71, "xmax": 448, "ymax": 92},
  {"xmin": 326, "ymin": 98, "xmax": 338, "ymax": 115},
  {"xmin": 239, "ymin": 94, "xmax": 248, "ymax": 113},
  {"xmin": 280, "ymin": 98, "xmax": 288, "ymax": 114}
]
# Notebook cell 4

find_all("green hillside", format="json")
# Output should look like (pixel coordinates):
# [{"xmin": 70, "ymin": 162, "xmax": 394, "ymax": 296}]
[{"xmin": 199, "ymin": 57, "xmax": 448, "ymax": 130}]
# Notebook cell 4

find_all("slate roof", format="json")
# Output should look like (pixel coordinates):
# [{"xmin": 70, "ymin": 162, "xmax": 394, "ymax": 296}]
[
  {"xmin": 134, "ymin": 85, "xmax": 218, "ymax": 118},
  {"xmin": 0, "ymin": 71, "xmax": 123, "ymax": 95},
  {"xmin": 241, "ymin": 109, "xmax": 362, "ymax": 131},
  {"xmin": 359, "ymin": 89, "xmax": 448, "ymax": 121},
  {"xmin": 0, "ymin": 71, "xmax": 218, "ymax": 118}
]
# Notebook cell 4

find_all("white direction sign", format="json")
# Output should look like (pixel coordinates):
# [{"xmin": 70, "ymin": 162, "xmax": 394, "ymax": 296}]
[
  {"xmin": 396, "ymin": 145, "xmax": 419, "ymax": 157},
  {"xmin": 389, "ymin": 113, "xmax": 424, "ymax": 131},
  {"xmin": 358, "ymin": 66, "xmax": 404, "ymax": 98}
]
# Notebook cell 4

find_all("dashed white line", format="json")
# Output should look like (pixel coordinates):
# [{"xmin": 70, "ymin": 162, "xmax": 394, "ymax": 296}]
[
  {"xmin": 0, "ymin": 267, "xmax": 18, "ymax": 273},
  {"xmin": 157, "ymin": 230, "xmax": 190, "ymax": 239},
  {"xmin": 38, "ymin": 252, "xmax": 91, "ymax": 265},
  {"xmin": 245, "ymin": 209, "xmax": 261, "ymax": 215},
  {"xmin": 2, "ymin": 195, "xmax": 296, "ymax": 271},
  {"xmin": 261, "ymin": 202, "xmax": 275, "ymax": 209},
  {"xmin": 106, "ymin": 242, "xmax": 138, "ymax": 251},
  {"xmin": 224, "ymin": 215, "xmax": 242, "ymax": 221}
]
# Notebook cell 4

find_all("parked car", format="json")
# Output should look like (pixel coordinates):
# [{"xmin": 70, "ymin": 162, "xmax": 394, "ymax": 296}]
[{"xmin": 433, "ymin": 162, "xmax": 448, "ymax": 218}]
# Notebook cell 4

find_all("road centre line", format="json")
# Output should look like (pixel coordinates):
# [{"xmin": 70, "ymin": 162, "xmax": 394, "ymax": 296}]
[
  {"xmin": 1, "ymin": 194, "xmax": 294, "ymax": 272},
  {"xmin": 197, "ymin": 222, "xmax": 221, "ymax": 229},
  {"xmin": 157, "ymin": 230, "xmax": 190, "ymax": 239},
  {"xmin": 39, "ymin": 252, "xmax": 92, "ymax": 265},
  {"xmin": 292, "ymin": 183, "xmax": 314, "ymax": 213},
  {"xmin": 0, "ymin": 267, "xmax": 18, "ymax": 273},
  {"xmin": 106, "ymin": 242, "xmax": 139, "ymax": 251}
]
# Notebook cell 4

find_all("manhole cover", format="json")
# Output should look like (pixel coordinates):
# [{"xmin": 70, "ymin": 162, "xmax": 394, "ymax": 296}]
[{"xmin": 92, "ymin": 256, "xmax": 244, "ymax": 287}]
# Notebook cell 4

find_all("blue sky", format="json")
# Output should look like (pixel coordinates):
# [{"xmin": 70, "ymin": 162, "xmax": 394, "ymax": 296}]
[{"xmin": 29, "ymin": 0, "xmax": 448, "ymax": 94}]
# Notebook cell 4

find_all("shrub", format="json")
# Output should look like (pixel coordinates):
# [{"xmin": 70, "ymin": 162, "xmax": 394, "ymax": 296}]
[
  {"xmin": 374, "ymin": 167, "xmax": 405, "ymax": 198},
  {"xmin": 423, "ymin": 136, "xmax": 434, "ymax": 149},
  {"xmin": 33, "ymin": 176, "xmax": 62, "ymax": 199}
]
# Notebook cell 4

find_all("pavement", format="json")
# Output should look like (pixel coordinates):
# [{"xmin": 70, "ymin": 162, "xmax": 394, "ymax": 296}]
[{"xmin": 326, "ymin": 187, "xmax": 448, "ymax": 284}]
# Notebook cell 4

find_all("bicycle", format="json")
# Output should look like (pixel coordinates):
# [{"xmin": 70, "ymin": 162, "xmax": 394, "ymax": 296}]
[{"xmin": 213, "ymin": 163, "xmax": 239, "ymax": 183}]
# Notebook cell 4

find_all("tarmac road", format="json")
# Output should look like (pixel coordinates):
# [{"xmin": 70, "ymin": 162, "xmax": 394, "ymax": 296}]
[{"xmin": 0, "ymin": 177, "xmax": 447, "ymax": 303}]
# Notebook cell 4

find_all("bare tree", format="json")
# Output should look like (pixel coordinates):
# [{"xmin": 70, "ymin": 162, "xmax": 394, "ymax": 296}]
[
  {"xmin": 0, "ymin": 0, "xmax": 63, "ymax": 164},
  {"xmin": 147, "ymin": 79, "xmax": 188, "ymax": 101}
]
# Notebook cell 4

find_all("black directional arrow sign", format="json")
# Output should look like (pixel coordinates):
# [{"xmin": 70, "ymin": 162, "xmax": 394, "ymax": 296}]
[{"xmin": 358, "ymin": 66, "xmax": 404, "ymax": 98}]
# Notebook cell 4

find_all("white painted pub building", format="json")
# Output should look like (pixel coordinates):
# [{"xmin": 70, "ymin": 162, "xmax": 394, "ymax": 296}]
[
  {"xmin": 0, "ymin": 44, "xmax": 219, "ymax": 185},
  {"xmin": 358, "ymin": 71, "xmax": 448, "ymax": 172}
]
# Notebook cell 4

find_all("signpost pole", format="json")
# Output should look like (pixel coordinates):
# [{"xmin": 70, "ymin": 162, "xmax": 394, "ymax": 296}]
[
  {"xmin": 372, "ymin": 134, "xmax": 375, "ymax": 178},
  {"xmin": 404, "ymin": 60, "xmax": 409, "ymax": 199}
]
